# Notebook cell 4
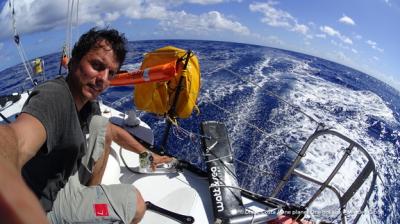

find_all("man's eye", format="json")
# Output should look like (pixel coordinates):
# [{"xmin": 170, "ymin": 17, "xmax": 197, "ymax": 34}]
[
  {"xmin": 108, "ymin": 71, "xmax": 116, "ymax": 79},
  {"xmin": 92, "ymin": 61, "xmax": 105, "ymax": 71}
]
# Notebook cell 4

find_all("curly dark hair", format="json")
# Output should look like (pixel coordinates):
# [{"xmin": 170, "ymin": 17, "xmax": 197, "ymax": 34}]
[{"xmin": 70, "ymin": 27, "xmax": 127, "ymax": 68}]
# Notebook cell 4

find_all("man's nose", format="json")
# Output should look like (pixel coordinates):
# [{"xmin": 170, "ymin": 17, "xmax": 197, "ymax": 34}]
[{"xmin": 98, "ymin": 68, "xmax": 110, "ymax": 80}]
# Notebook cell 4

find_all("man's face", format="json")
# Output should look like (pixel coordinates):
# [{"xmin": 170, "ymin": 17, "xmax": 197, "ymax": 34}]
[{"xmin": 70, "ymin": 40, "xmax": 119, "ymax": 102}]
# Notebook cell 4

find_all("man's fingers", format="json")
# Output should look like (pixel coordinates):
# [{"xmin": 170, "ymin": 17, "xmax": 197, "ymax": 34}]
[
  {"xmin": 161, "ymin": 156, "xmax": 173, "ymax": 163},
  {"xmin": 152, "ymin": 155, "xmax": 173, "ymax": 166}
]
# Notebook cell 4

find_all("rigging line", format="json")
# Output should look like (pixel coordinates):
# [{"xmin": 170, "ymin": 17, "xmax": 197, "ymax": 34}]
[
  {"xmin": 219, "ymin": 67, "xmax": 368, "ymax": 140},
  {"xmin": 201, "ymin": 96, "xmax": 299, "ymax": 154},
  {"xmin": 202, "ymin": 65, "xmax": 230, "ymax": 76},
  {"xmin": 167, "ymin": 116, "xmax": 211, "ymax": 140},
  {"xmin": 118, "ymin": 111, "xmax": 141, "ymax": 174},
  {"xmin": 232, "ymin": 157, "xmax": 277, "ymax": 177},
  {"xmin": 222, "ymin": 68, "xmax": 323, "ymax": 127},
  {"xmin": 203, "ymin": 153, "xmax": 276, "ymax": 178},
  {"xmin": 65, "ymin": 0, "xmax": 76, "ymax": 58},
  {"xmin": 15, "ymin": 43, "xmax": 34, "ymax": 84},
  {"xmin": 75, "ymin": 0, "xmax": 79, "ymax": 36},
  {"xmin": 119, "ymin": 147, "xmax": 140, "ymax": 174},
  {"xmin": 68, "ymin": 0, "xmax": 74, "ymax": 58},
  {"xmin": 9, "ymin": 0, "xmax": 35, "ymax": 85},
  {"xmin": 0, "ymin": 112, "xmax": 11, "ymax": 124},
  {"xmin": 206, "ymin": 147, "xmax": 281, "ymax": 184}
]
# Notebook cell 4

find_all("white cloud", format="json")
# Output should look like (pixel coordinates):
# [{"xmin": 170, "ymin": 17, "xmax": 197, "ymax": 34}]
[
  {"xmin": 0, "ymin": 0, "xmax": 249, "ymax": 40},
  {"xmin": 341, "ymin": 36, "xmax": 353, "ymax": 44},
  {"xmin": 366, "ymin": 40, "xmax": 384, "ymax": 52},
  {"xmin": 384, "ymin": 0, "xmax": 392, "ymax": 6},
  {"xmin": 0, "ymin": 0, "xmax": 68, "ymax": 38},
  {"xmin": 366, "ymin": 40, "xmax": 377, "ymax": 46},
  {"xmin": 292, "ymin": 24, "xmax": 309, "ymax": 35},
  {"xmin": 320, "ymin": 26, "xmax": 340, "ymax": 36},
  {"xmin": 308, "ymin": 21, "xmax": 316, "ymax": 28},
  {"xmin": 330, "ymin": 38, "xmax": 354, "ymax": 52},
  {"xmin": 186, "ymin": 0, "xmax": 226, "ymax": 4},
  {"xmin": 249, "ymin": 1, "xmax": 309, "ymax": 36},
  {"xmin": 251, "ymin": 33, "xmax": 285, "ymax": 46},
  {"xmin": 320, "ymin": 25, "xmax": 353, "ymax": 45},
  {"xmin": 267, "ymin": 35, "xmax": 284, "ymax": 45},
  {"xmin": 316, "ymin": 33, "xmax": 326, "ymax": 39},
  {"xmin": 160, "ymin": 10, "xmax": 249, "ymax": 35},
  {"xmin": 354, "ymin": 34, "xmax": 362, "ymax": 40},
  {"xmin": 332, "ymin": 50, "xmax": 352, "ymax": 64},
  {"xmin": 105, "ymin": 12, "xmax": 120, "ymax": 22},
  {"xmin": 338, "ymin": 15, "xmax": 355, "ymax": 25},
  {"xmin": 373, "ymin": 56, "xmax": 379, "ymax": 61}
]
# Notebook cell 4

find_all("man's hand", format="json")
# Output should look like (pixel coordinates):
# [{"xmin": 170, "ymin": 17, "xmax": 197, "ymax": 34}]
[
  {"xmin": 151, "ymin": 153, "xmax": 173, "ymax": 171},
  {"xmin": 0, "ymin": 155, "xmax": 49, "ymax": 223}
]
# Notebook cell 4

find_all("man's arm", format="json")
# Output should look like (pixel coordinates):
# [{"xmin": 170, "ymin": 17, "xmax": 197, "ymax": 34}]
[
  {"xmin": 108, "ymin": 123, "xmax": 172, "ymax": 166},
  {"xmin": 0, "ymin": 125, "xmax": 19, "ymax": 167},
  {"xmin": 0, "ymin": 155, "xmax": 49, "ymax": 223},
  {"xmin": 0, "ymin": 113, "xmax": 48, "ymax": 223},
  {"xmin": 3, "ymin": 113, "xmax": 47, "ymax": 170}
]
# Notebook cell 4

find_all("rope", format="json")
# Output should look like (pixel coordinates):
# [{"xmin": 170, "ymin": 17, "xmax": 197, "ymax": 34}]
[
  {"xmin": 202, "ymin": 97, "xmax": 299, "ymax": 154},
  {"xmin": 61, "ymin": 0, "xmax": 79, "ymax": 68},
  {"xmin": 8, "ymin": 0, "xmax": 35, "ymax": 85},
  {"xmin": 166, "ymin": 116, "xmax": 211, "ymax": 141},
  {"xmin": 222, "ymin": 68, "xmax": 323, "ymax": 126},
  {"xmin": 204, "ymin": 145, "xmax": 281, "ymax": 188},
  {"xmin": 65, "ymin": 0, "xmax": 74, "ymax": 59},
  {"xmin": 0, "ymin": 113, "xmax": 11, "ymax": 123},
  {"xmin": 232, "ymin": 158, "xmax": 277, "ymax": 177},
  {"xmin": 75, "ymin": 0, "xmax": 80, "ymax": 41}
]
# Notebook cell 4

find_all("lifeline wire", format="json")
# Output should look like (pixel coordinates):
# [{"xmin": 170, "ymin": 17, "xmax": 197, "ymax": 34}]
[
  {"xmin": 223, "ymin": 68, "xmax": 323, "ymax": 127},
  {"xmin": 201, "ymin": 97, "xmax": 299, "ymax": 155}
]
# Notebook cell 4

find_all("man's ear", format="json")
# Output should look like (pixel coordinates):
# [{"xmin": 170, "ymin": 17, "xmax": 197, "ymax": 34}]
[{"xmin": 68, "ymin": 58, "xmax": 76, "ymax": 71}]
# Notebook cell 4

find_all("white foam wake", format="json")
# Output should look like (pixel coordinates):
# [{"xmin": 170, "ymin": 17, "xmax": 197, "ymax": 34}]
[{"xmin": 261, "ymin": 56, "xmax": 399, "ymax": 223}]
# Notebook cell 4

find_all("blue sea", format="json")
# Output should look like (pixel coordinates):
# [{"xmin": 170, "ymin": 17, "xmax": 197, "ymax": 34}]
[{"xmin": 1, "ymin": 40, "xmax": 399, "ymax": 223}]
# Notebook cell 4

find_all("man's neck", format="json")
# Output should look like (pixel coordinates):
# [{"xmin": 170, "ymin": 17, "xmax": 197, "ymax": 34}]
[{"xmin": 66, "ymin": 76, "xmax": 87, "ymax": 111}]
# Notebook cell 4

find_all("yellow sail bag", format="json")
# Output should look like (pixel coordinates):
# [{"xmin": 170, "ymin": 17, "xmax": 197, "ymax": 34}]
[{"xmin": 134, "ymin": 46, "xmax": 201, "ymax": 118}]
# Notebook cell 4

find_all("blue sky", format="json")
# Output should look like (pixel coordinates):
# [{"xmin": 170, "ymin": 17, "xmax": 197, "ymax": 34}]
[{"xmin": 0, "ymin": 0, "xmax": 399, "ymax": 90}]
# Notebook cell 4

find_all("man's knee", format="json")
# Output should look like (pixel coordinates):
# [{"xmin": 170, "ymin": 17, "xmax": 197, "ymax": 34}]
[
  {"xmin": 105, "ymin": 122, "xmax": 113, "ymax": 146},
  {"xmin": 131, "ymin": 189, "xmax": 146, "ymax": 224}
]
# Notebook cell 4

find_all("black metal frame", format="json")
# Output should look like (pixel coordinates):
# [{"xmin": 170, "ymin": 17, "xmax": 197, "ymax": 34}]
[
  {"xmin": 271, "ymin": 129, "xmax": 377, "ymax": 224},
  {"xmin": 159, "ymin": 50, "xmax": 193, "ymax": 154}
]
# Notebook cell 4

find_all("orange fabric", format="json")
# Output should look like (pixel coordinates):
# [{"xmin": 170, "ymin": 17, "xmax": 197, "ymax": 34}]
[
  {"xmin": 110, "ymin": 61, "xmax": 177, "ymax": 86},
  {"xmin": 62, "ymin": 56, "xmax": 69, "ymax": 69}
]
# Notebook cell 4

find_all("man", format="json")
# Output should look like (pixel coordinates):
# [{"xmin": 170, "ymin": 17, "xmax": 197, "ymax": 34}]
[{"xmin": 0, "ymin": 28, "xmax": 171, "ymax": 223}]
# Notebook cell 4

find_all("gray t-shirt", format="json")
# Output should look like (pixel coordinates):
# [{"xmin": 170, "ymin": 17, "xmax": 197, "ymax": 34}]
[{"xmin": 21, "ymin": 77, "xmax": 89, "ymax": 212}]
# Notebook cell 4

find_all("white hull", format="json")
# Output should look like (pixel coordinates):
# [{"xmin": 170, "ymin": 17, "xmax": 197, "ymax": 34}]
[
  {"xmin": 0, "ymin": 92, "xmax": 378, "ymax": 224},
  {"xmin": 101, "ymin": 105, "xmax": 214, "ymax": 223}
]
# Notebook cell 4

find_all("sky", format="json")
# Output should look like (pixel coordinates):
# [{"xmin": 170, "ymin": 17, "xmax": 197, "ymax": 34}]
[{"xmin": 0, "ymin": 0, "xmax": 399, "ymax": 90}]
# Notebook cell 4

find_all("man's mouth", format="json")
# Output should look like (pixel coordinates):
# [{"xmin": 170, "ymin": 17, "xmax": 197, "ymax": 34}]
[{"xmin": 87, "ymin": 83, "xmax": 101, "ymax": 92}]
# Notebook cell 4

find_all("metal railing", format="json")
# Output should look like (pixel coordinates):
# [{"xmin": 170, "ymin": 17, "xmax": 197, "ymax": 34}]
[{"xmin": 271, "ymin": 129, "xmax": 377, "ymax": 224}]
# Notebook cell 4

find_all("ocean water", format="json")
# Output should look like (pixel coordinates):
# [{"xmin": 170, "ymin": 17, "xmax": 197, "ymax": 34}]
[{"xmin": 1, "ymin": 40, "xmax": 399, "ymax": 223}]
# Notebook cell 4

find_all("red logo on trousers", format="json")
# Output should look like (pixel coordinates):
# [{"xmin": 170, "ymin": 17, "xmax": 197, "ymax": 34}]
[{"xmin": 93, "ymin": 203, "xmax": 109, "ymax": 216}]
